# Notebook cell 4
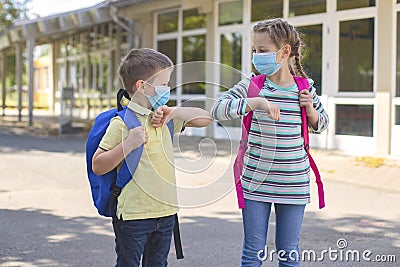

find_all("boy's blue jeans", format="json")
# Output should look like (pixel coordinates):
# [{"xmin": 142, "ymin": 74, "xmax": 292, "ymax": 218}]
[
  {"xmin": 115, "ymin": 214, "xmax": 175, "ymax": 267},
  {"xmin": 241, "ymin": 199, "xmax": 305, "ymax": 267}
]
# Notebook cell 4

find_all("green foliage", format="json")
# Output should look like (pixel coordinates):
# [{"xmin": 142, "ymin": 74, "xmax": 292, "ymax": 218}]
[{"xmin": 0, "ymin": 0, "xmax": 30, "ymax": 32}]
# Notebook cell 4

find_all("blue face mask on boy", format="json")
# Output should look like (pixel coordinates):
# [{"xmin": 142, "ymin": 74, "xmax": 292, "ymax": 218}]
[
  {"xmin": 146, "ymin": 85, "xmax": 171, "ymax": 110},
  {"xmin": 252, "ymin": 46, "xmax": 285, "ymax": 76}
]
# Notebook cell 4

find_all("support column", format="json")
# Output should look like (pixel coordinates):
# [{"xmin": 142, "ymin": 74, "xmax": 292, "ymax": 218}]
[
  {"xmin": 107, "ymin": 24, "xmax": 114, "ymax": 109},
  {"xmin": 27, "ymin": 38, "xmax": 35, "ymax": 126},
  {"xmin": 16, "ymin": 42, "xmax": 23, "ymax": 121},
  {"xmin": 79, "ymin": 34, "xmax": 85, "ymax": 116},
  {"xmin": 51, "ymin": 42, "xmax": 58, "ymax": 113},
  {"xmin": 99, "ymin": 53, "xmax": 104, "ymax": 110},
  {"xmin": 1, "ymin": 51, "xmax": 6, "ymax": 116},
  {"xmin": 86, "ymin": 35, "xmax": 91, "ymax": 119},
  {"xmin": 115, "ymin": 25, "xmax": 122, "ymax": 89},
  {"xmin": 129, "ymin": 20, "xmax": 135, "ymax": 49},
  {"xmin": 375, "ymin": 0, "xmax": 393, "ymax": 154},
  {"xmin": 205, "ymin": 9, "xmax": 216, "ymax": 138}
]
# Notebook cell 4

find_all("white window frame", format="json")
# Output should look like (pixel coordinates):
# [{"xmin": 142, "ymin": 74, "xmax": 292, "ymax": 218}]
[{"xmin": 392, "ymin": 1, "xmax": 400, "ymax": 155}]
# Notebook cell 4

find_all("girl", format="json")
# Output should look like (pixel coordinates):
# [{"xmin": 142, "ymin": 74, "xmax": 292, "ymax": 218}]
[{"xmin": 211, "ymin": 18, "xmax": 329, "ymax": 267}]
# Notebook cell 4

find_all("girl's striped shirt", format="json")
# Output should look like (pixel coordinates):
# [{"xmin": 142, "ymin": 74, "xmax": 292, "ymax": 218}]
[{"xmin": 212, "ymin": 75, "xmax": 329, "ymax": 205}]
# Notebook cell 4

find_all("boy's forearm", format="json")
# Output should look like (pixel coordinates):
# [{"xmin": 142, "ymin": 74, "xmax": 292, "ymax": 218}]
[
  {"xmin": 92, "ymin": 142, "xmax": 135, "ymax": 175},
  {"xmin": 170, "ymin": 107, "xmax": 212, "ymax": 127}
]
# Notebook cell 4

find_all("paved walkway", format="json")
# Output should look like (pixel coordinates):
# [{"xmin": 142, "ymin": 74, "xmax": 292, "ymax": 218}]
[{"xmin": 0, "ymin": 113, "xmax": 399, "ymax": 266}]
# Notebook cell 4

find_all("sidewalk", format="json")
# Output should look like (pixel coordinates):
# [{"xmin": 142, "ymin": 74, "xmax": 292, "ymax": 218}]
[{"xmin": 0, "ymin": 113, "xmax": 399, "ymax": 266}]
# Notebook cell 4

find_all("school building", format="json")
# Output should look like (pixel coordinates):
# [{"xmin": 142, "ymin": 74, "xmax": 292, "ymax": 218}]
[{"xmin": 0, "ymin": 0, "xmax": 399, "ymax": 156}]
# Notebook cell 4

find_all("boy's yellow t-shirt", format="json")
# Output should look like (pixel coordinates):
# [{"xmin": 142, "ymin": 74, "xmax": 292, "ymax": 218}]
[{"xmin": 99, "ymin": 102, "xmax": 184, "ymax": 220}]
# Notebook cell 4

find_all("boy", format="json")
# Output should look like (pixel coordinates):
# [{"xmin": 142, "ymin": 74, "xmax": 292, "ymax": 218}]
[{"xmin": 92, "ymin": 48, "xmax": 211, "ymax": 266}]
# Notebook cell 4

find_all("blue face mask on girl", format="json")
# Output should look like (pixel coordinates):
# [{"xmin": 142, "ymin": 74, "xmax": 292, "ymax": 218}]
[
  {"xmin": 145, "ymin": 84, "xmax": 171, "ymax": 110},
  {"xmin": 252, "ymin": 46, "xmax": 285, "ymax": 76}
]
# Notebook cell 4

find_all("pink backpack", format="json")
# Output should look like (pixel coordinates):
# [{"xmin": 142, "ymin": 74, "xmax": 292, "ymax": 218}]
[{"xmin": 233, "ymin": 74, "xmax": 325, "ymax": 209}]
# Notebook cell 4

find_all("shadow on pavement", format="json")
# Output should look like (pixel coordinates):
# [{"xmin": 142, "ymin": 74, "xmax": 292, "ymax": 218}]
[
  {"xmin": 0, "ymin": 209, "xmax": 399, "ymax": 266},
  {"xmin": 0, "ymin": 208, "xmax": 115, "ymax": 267},
  {"xmin": 170, "ymin": 212, "xmax": 400, "ymax": 266},
  {"xmin": 0, "ymin": 129, "xmax": 87, "ymax": 154}
]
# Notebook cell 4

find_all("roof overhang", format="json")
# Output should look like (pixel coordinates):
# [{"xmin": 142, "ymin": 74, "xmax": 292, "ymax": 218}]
[{"xmin": 0, "ymin": 1, "xmax": 113, "ymax": 50}]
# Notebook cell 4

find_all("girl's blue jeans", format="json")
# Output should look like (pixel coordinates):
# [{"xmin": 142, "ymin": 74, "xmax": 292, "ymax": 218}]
[{"xmin": 241, "ymin": 199, "xmax": 305, "ymax": 267}]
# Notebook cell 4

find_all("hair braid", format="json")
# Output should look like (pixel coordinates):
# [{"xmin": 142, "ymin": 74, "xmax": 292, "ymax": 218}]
[
  {"xmin": 289, "ymin": 63, "xmax": 296, "ymax": 76},
  {"xmin": 294, "ymin": 54, "xmax": 307, "ymax": 78}
]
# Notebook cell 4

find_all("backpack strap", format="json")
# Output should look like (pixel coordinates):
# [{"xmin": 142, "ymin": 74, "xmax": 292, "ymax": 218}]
[
  {"xmin": 166, "ymin": 119, "xmax": 174, "ymax": 141},
  {"xmin": 114, "ymin": 107, "xmax": 144, "ymax": 188},
  {"xmin": 293, "ymin": 76, "xmax": 325, "ymax": 209},
  {"xmin": 164, "ymin": 119, "xmax": 184, "ymax": 259},
  {"xmin": 234, "ymin": 74, "xmax": 266, "ymax": 209}
]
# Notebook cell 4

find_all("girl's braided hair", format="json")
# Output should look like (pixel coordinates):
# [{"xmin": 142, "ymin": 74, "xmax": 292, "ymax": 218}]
[{"xmin": 253, "ymin": 18, "xmax": 307, "ymax": 78}]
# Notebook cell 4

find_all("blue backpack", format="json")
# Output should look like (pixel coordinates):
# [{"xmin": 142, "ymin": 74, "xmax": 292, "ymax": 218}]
[{"xmin": 85, "ymin": 89, "xmax": 183, "ymax": 261}]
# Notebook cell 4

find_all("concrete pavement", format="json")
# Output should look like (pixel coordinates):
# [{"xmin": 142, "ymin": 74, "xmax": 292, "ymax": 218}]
[{"xmin": 0, "ymin": 116, "xmax": 399, "ymax": 267}]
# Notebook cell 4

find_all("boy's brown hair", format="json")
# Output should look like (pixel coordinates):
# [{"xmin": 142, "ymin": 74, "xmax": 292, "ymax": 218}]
[{"xmin": 118, "ymin": 48, "xmax": 173, "ymax": 94}]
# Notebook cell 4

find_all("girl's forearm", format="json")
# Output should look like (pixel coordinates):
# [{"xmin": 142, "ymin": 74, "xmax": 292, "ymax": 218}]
[{"xmin": 306, "ymin": 108, "xmax": 319, "ymax": 129}]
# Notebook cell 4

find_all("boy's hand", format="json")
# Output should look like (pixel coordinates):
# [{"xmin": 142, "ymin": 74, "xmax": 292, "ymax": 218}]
[
  {"xmin": 151, "ymin": 106, "xmax": 175, "ymax": 127},
  {"xmin": 151, "ymin": 106, "xmax": 165, "ymax": 128},
  {"xmin": 124, "ymin": 126, "xmax": 148, "ymax": 151},
  {"xmin": 258, "ymin": 98, "xmax": 280, "ymax": 121}
]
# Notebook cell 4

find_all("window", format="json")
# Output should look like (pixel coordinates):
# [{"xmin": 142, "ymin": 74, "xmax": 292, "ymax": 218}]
[
  {"xmin": 337, "ymin": 0, "xmax": 375, "ymax": 11},
  {"xmin": 335, "ymin": 105, "xmax": 374, "ymax": 136},
  {"xmin": 182, "ymin": 35, "xmax": 206, "ymax": 94},
  {"xmin": 396, "ymin": 106, "xmax": 400, "ymax": 125},
  {"xmin": 297, "ymin": 24, "xmax": 323, "ymax": 95},
  {"xmin": 158, "ymin": 11, "xmax": 178, "ymax": 33},
  {"xmin": 34, "ymin": 68, "xmax": 40, "ymax": 92},
  {"xmin": 183, "ymin": 8, "xmax": 207, "ymax": 30},
  {"xmin": 44, "ymin": 67, "xmax": 49, "ymax": 89},
  {"xmin": 219, "ymin": 1, "xmax": 243, "ymax": 26},
  {"xmin": 219, "ymin": 32, "xmax": 242, "ymax": 128},
  {"xmin": 251, "ymin": 0, "xmax": 283, "ymax": 22},
  {"xmin": 183, "ymin": 35, "xmax": 206, "ymax": 62},
  {"xmin": 220, "ymin": 32, "xmax": 242, "ymax": 92},
  {"xmin": 157, "ymin": 39, "xmax": 177, "ymax": 64},
  {"xmin": 339, "ymin": 18, "xmax": 374, "ymax": 92},
  {"xmin": 157, "ymin": 39, "xmax": 177, "ymax": 93},
  {"xmin": 289, "ymin": 0, "xmax": 325, "ymax": 17}
]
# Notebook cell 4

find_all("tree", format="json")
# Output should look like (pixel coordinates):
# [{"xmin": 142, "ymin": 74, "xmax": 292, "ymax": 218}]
[{"xmin": 0, "ymin": 0, "xmax": 30, "ymax": 32}]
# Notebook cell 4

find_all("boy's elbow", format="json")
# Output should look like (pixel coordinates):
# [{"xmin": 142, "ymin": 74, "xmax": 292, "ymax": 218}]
[
  {"xmin": 92, "ymin": 159, "xmax": 105, "ymax": 176},
  {"xmin": 92, "ymin": 164, "xmax": 101, "ymax": 176}
]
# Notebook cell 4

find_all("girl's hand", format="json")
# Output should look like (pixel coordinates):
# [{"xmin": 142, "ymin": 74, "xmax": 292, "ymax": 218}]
[
  {"xmin": 259, "ymin": 98, "xmax": 280, "ymax": 121},
  {"xmin": 299, "ymin": 89, "xmax": 314, "ymax": 114}
]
